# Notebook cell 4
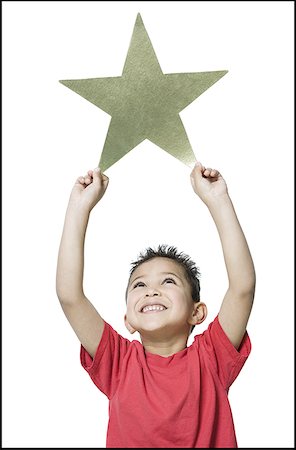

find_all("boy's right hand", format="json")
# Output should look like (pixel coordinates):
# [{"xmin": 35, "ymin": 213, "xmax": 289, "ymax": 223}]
[{"xmin": 69, "ymin": 167, "xmax": 109, "ymax": 212}]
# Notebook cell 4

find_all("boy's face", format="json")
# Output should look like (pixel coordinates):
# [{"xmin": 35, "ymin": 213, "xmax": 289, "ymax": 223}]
[{"xmin": 125, "ymin": 257, "xmax": 200, "ymax": 336}]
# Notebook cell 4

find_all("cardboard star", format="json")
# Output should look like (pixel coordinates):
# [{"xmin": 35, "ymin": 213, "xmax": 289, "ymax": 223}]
[{"xmin": 60, "ymin": 13, "xmax": 227, "ymax": 172}]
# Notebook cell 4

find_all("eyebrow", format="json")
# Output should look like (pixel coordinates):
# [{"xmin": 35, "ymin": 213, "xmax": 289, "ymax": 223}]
[{"xmin": 129, "ymin": 272, "xmax": 183, "ymax": 286}]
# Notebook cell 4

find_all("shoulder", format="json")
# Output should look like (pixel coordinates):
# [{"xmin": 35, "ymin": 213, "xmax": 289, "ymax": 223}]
[
  {"xmin": 191, "ymin": 315, "xmax": 251, "ymax": 389},
  {"xmin": 194, "ymin": 315, "xmax": 251, "ymax": 354}
]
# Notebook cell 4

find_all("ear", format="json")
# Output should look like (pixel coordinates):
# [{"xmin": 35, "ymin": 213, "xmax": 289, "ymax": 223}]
[
  {"xmin": 124, "ymin": 314, "xmax": 137, "ymax": 334},
  {"xmin": 188, "ymin": 301, "xmax": 208, "ymax": 326}
]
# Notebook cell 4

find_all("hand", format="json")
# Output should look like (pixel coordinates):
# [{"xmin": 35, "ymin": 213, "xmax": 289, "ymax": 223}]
[
  {"xmin": 69, "ymin": 168, "xmax": 109, "ymax": 212},
  {"xmin": 190, "ymin": 161, "xmax": 228, "ymax": 205}
]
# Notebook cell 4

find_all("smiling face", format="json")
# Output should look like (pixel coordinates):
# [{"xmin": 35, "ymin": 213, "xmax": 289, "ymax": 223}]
[{"xmin": 125, "ymin": 257, "xmax": 202, "ymax": 338}]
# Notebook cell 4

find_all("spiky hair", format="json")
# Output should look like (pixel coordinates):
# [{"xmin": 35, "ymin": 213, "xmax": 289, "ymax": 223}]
[{"xmin": 129, "ymin": 244, "xmax": 201, "ymax": 301}]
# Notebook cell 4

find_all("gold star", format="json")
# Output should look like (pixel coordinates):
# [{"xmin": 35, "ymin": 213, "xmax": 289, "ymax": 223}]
[{"xmin": 60, "ymin": 13, "xmax": 227, "ymax": 172}]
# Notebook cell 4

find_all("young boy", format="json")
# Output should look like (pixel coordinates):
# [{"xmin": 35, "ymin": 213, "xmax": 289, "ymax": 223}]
[{"xmin": 56, "ymin": 161, "xmax": 256, "ymax": 448}]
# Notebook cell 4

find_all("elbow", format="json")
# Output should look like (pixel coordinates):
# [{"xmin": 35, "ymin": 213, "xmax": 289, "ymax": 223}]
[
  {"xmin": 230, "ymin": 273, "xmax": 256, "ymax": 301},
  {"xmin": 56, "ymin": 285, "xmax": 86, "ymax": 306},
  {"xmin": 56, "ymin": 287, "xmax": 69, "ymax": 305},
  {"xmin": 56, "ymin": 278, "xmax": 66, "ymax": 304},
  {"xmin": 243, "ymin": 273, "xmax": 256, "ymax": 297},
  {"xmin": 248, "ymin": 270, "xmax": 256, "ymax": 298},
  {"xmin": 56, "ymin": 274, "xmax": 81, "ymax": 305},
  {"xmin": 243, "ymin": 266, "xmax": 256, "ymax": 295},
  {"xmin": 56, "ymin": 284, "xmax": 74, "ymax": 305},
  {"xmin": 241, "ymin": 280, "xmax": 256, "ymax": 301}
]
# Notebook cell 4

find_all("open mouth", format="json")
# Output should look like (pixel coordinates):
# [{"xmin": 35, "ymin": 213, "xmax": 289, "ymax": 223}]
[{"xmin": 140, "ymin": 304, "xmax": 167, "ymax": 313}]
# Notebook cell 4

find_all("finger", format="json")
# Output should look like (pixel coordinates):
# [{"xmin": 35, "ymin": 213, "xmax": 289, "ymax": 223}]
[
  {"xmin": 84, "ymin": 170, "xmax": 92, "ymax": 185},
  {"xmin": 210, "ymin": 169, "xmax": 220, "ymax": 177},
  {"xmin": 84, "ymin": 176, "xmax": 92, "ymax": 185},
  {"xmin": 77, "ymin": 176, "xmax": 85, "ymax": 185},
  {"xmin": 102, "ymin": 173, "xmax": 109, "ymax": 184},
  {"xmin": 190, "ymin": 161, "xmax": 203, "ymax": 178},
  {"xmin": 92, "ymin": 167, "xmax": 104, "ymax": 185},
  {"xmin": 93, "ymin": 167, "xmax": 109, "ymax": 184},
  {"xmin": 203, "ymin": 168, "xmax": 212, "ymax": 177}
]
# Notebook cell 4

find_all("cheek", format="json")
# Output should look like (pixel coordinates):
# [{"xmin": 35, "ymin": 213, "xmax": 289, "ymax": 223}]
[
  {"xmin": 173, "ymin": 295, "xmax": 192, "ymax": 312},
  {"xmin": 126, "ymin": 295, "xmax": 138, "ymax": 313}
]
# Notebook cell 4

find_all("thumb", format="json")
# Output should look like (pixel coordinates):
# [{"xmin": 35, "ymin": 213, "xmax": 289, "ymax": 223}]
[
  {"xmin": 93, "ymin": 167, "xmax": 108, "ymax": 183},
  {"xmin": 190, "ymin": 161, "xmax": 203, "ymax": 178}
]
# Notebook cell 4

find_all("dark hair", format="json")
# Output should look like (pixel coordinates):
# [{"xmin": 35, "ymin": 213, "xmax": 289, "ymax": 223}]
[{"xmin": 127, "ymin": 245, "xmax": 201, "ymax": 333}]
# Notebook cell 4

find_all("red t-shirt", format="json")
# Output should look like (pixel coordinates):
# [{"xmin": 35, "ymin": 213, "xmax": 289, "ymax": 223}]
[{"xmin": 80, "ymin": 315, "xmax": 251, "ymax": 448}]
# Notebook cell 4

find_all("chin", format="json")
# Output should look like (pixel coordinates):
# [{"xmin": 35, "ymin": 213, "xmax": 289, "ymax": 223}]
[{"xmin": 138, "ymin": 321, "xmax": 170, "ymax": 334}]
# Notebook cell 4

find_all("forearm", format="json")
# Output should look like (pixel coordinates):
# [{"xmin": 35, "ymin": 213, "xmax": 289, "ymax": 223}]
[
  {"xmin": 56, "ymin": 202, "xmax": 90, "ymax": 304},
  {"xmin": 207, "ymin": 194, "xmax": 256, "ymax": 295}
]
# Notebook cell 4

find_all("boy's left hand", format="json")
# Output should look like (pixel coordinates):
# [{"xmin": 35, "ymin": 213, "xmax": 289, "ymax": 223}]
[{"xmin": 190, "ymin": 161, "xmax": 228, "ymax": 205}]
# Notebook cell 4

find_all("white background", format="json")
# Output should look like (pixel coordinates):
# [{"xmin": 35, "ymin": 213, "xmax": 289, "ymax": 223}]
[{"xmin": 2, "ymin": 1, "xmax": 294, "ymax": 448}]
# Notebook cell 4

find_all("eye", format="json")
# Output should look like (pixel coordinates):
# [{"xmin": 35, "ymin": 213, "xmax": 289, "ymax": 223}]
[
  {"xmin": 163, "ymin": 277, "xmax": 176, "ymax": 285},
  {"xmin": 133, "ymin": 281, "xmax": 145, "ymax": 288}
]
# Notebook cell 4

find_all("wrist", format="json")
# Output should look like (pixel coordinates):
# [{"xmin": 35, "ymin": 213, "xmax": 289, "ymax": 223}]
[
  {"xmin": 66, "ymin": 199, "xmax": 92, "ymax": 220},
  {"xmin": 204, "ymin": 192, "xmax": 232, "ymax": 211}
]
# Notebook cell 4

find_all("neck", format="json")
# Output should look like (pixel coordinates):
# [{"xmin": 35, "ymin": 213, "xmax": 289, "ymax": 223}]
[{"xmin": 140, "ymin": 332, "xmax": 189, "ymax": 357}]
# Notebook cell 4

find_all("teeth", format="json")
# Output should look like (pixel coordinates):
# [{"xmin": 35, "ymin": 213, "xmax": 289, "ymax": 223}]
[{"xmin": 142, "ymin": 304, "xmax": 166, "ymax": 313}]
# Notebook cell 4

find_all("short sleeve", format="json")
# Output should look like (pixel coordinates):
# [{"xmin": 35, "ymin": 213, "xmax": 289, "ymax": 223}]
[
  {"xmin": 196, "ymin": 315, "xmax": 251, "ymax": 390},
  {"xmin": 80, "ymin": 321, "xmax": 131, "ymax": 399}
]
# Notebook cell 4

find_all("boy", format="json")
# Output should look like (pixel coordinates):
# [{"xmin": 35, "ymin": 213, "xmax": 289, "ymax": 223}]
[{"xmin": 56, "ymin": 161, "xmax": 256, "ymax": 448}]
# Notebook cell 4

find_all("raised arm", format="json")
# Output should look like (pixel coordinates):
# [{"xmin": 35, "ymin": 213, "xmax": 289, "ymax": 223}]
[
  {"xmin": 190, "ymin": 162, "xmax": 256, "ymax": 349},
  {"xmin": 56, "ymin": 168, "xmax": 109, "ymax": 358}
]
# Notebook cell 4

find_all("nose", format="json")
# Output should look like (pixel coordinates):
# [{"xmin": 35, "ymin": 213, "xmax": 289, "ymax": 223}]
[{"xmin": 145, "ymin": 288, "xmax": 160, "ymax": 297}]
